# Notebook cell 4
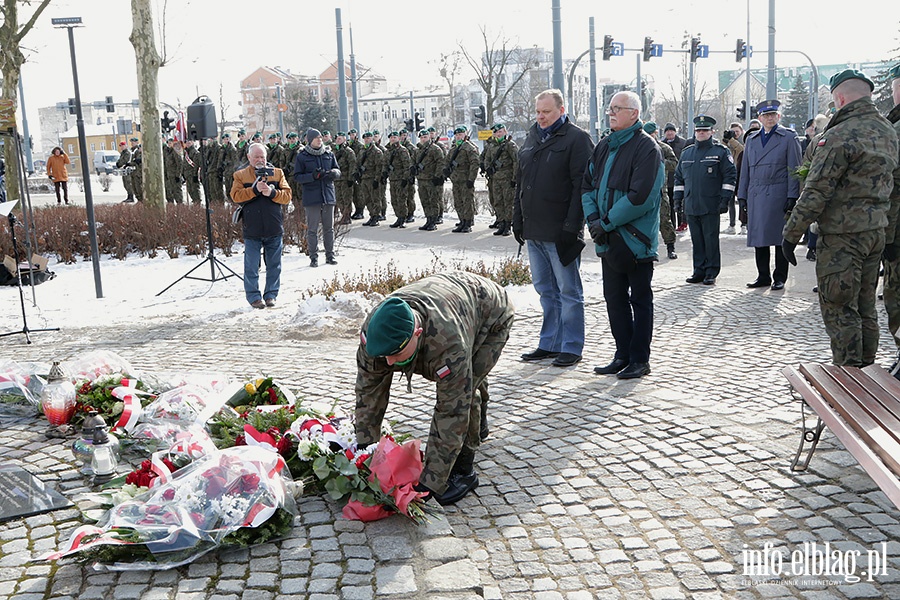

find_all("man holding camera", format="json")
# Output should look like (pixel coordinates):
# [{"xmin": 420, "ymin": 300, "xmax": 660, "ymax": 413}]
[{"xmin": 231, "ymin": 143, "xmax": 292, "ymax": 309}]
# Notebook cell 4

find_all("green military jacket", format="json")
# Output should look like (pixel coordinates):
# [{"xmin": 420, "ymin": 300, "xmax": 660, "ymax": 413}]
[
  {"xmin": 480, "ymin": 139, "xmax": 494, "ymax": 173},
  {"xmin": 204, "ymin": 142, "xmax": 221, "ymax": 176},
  {"xmin": 116, "ymin": 147, "xmax": 132, "ymax": 170},
  {"xmin": 884, "ymin": 103, "xmax": 900, "ymax": 247},
  {"xmin": 357, "ymin": 144, "xmax": 384, "ymax": 181},
  {"xmin": 282, "ymin": 143, "xmax": 301, "ymax": 179},
  {"xmin": 220, "ymin": 142, "xmax": 238, "ymax": 179},
  {"xmin": 487, "ymin": 137, "xmax": 519, "ymax": 181},
  {"xmin": 446, "ymin": 139, "xmax": 480, "ymax": 183},
  {"xmin": 334, "ymin": 143, "xmax": 357, "ymax": 184},
  {"xmin": 163, "ymin": 145, "xmax": 183, "ymax": 179},
  {"xmin": 414, "ymin": 141, "xmax": 444, "ymax": 181},
  {"xmin": 383, "ymin": 142, "xmax": 411, "ymax": 182},
  {"xmin": 784, "ymin": 97, "xmax": 899, "ymax": 241},
  {"xmin": 183, "ymin": 145, "xmax": 200, "ymax": 179}
]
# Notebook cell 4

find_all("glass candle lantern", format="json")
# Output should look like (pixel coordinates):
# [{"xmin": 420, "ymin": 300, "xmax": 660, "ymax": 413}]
[{"xmin": 41, "ymin": 361, "xmax": 76, "ymax": 426}]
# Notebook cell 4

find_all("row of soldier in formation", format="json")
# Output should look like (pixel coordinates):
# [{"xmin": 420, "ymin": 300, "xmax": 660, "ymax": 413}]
[{"xmin": 113, "ymin": 125, "xmax": 520, "ymax": 235}]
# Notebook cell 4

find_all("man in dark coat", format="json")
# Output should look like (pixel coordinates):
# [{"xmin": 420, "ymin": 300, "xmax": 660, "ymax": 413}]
[
  {"xmin": 294, "ymin": 129, "xmax": 341, "ymax": 268},
  {"xmin": 513, "ymin": 88, "xmax": 594, "ymax": 368},
  {"xmin": 737, "ymin": 99, "xmax": 802, "ymax": 290}
]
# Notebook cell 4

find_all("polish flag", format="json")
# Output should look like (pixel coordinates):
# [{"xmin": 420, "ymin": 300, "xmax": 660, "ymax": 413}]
[{"xmin": 175, "ymin": 111, "xmax": 187, "ymax": 142}]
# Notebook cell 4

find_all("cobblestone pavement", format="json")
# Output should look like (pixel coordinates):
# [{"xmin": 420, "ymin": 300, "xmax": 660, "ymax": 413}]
[{"xmin": 2, "ymin": 223, "xmax": 900, "ymax": 600}]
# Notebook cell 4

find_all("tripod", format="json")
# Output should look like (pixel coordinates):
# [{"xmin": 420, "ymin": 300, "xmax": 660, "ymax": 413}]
[
  {"xmin": 157, "ymin": 135, "xmax": 242, "ymax": 296},
  {"xmin": 0, "ymin": 212, "xmax": 59, "ymax": 343}
]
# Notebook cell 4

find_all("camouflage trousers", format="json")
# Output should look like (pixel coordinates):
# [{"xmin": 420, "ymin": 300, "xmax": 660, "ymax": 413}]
[
  {"xmin": 378, "ymin": 178, "xmax": 388, "ymax": 217},
  {"xmin": 405, "ymin": 180, "xmax": 417, "ymax": 218},
  {"xmin": 335, "ymin": 182, "xmax": 354, "ymax": 221},
  {"xmin": 882, "ymin": 244, "xmax": 900, "ymax": 348},
  {"xmin": 816, "ymin": 229, "xmax": 884, "ymax": 367},
  {"xmin": 186, "ymin": 176, "xmax": 202, "ymax": 204},
  {"xmin": 360, "ymin": 179, "xmax": 380, "ymax": 218},
  {"xmin": 417, "ymin": 179, "xmax": 441, "ymax": 218},
  {"xmin": 351, "ymin": 182, "xmax": 364, "ymax": 215},
  {"xmin": 165, "ymin": 177, "xmax": 183, "ymax": 204},
  {"xmin": 659, "ymin": 191, "xmax": 676, "ymax": 246},
  {"xmin": 491, "ymin": 177, "xmax": 515, "ymax": 222},
  {"xmin": 389, "ymin": 179, "xmax": 409, "ymax": 219},
  {"xmin": 450, "ymin": 179, "xmax": 475, "ymax": 220},
  {"xmin": 209, "ymin": 175, "xmax": 224, "ymax": 203},
  {"xmin": 122, "ymin": 172, "xmax": 134, "ymax": 198},
  {"xmin": 132, "ymin": 172, "xmax": 143, "ymax": 202},
  {"xmin": 487, "ymin": 177, "xmax": 497, "ymax": 215}
]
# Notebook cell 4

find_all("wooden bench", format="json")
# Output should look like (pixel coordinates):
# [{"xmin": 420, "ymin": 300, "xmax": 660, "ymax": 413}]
[{"xmin": 782, "ymin": 363, "xmax": 900, "ymax": 510}]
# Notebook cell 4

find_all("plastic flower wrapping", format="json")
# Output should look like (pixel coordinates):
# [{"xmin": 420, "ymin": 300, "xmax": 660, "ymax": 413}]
[
  {"xmin": 0, "ymin": 359, "xmax": 49, "ymax": 419},
  {"xmin": 44, "ymin": 445, "xmax": 298, "ymax": 570}
]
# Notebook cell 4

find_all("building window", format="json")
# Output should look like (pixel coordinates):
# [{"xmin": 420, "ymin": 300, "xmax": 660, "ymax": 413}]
[
  {"xmin": 68, "ymin": 144, "xmax": 74, "ymax": 154},
  {"xmin": 391, "ymin": 110, "xmax": 397, "ymax": 119},
  {"xmin": 100, "ymin": 142, "xmax": 106, "ymax": 150},
  {"xmin": 90, "ymin": 143, "xmax": 95, "ymax": 152},
  {"xmin": 402, "ymin": 109, "xmax": 408, "ymax": 119},
  {"xmin": 431, "ymin": 106, "xmax": 438, "ymax": 118}
]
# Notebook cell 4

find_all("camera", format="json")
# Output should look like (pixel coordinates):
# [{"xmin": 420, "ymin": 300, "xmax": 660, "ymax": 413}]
[
  {"xmin": 722, "ymin": 130, "xmax": 735, "ymax": 141},
  {"xmin": 255, "ymin": 166, "xmax": 274, "ymax": 178}
]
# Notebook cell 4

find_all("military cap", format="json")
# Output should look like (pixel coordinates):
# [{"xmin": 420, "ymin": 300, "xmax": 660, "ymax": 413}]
[
  {"xmin": 119, "ymin": 141, "xmax": 127, "ymax": 146},
  {"xmin": 829, "ymin": 68, "xmax": 874, "ymax": 92},
  {"xmin": 388, "ymin": 131, "xmax": 399, "ymax": 137},
  {"xmin": 336, "ymin": 131, "xmax": 346, "ymax": 137},
  {"xmin": 251, "ymin": 132, "xmax": 262, "ymax": 139},
  {"xmin": 362, "ymin": 131, "xmax": 373, "ymax": 138},
  {"xmin": 130, "ymin": 137, "xmax": 139, "ymax": 142},
  {"xmin": 453, "ymin": 125, "xmax": 467, "ymax": 134},
  {"xmin": 221, "ymin": 132, "xmax": 231, "ymax": 139},
  {"xmin": 267, "ymin": 133, "xmax": 277, "ymax": 139},
  {"xmin": 286, "ymin": 132, "xmax": 298, "ymax": 139},
  {"xmin": 418, "ymin": 129, "xmax": 429, "ymax": 136},
  {"xmin": 275, "ymin": 132, "xmax": 283, "ymax": 138},
  {"xmin": 642, "ymin": 121, "xmax": 658, "ymax": 134},
  {"xmin": 322, "ymin": 130, "xmax": 331, "ymax": 136},
  {"xmin": 755, "ymin": 99, "xmax": 781, "ymax": 114},
  {"xmin": 399, "ymin": 128, "xmax": 408, "ymax": 134},
  {"xmin": 693, "ymin": 115, "xmax": 716, "ymax": 129},
  {"xmin": 490, "ymin": 123, "xmax": 506, "ymax": 131},
  {"xmin": 664, "ymin": 122, "xmax": 677, "ymax": 132},
  {"xmin": 348, "ymin": 128, "xmax": 358, "ymax": 134},
  {"xmin": 427, "ymin": 126, "xmax": 436, "ymax": 133},
  {"xmin": 890, "ymin": 63, "xmax": 900, "ymax": 81},
  {"xmin": 372, "ymin": 129, "xmax": 380, "ymax": 135},
  {"xmin": 238, "ymin": 128, "xmax": 246, "ymax": 135},
  {"xmin": 365, "ymin": 297, "xmax": 416, "ymax": 357}
]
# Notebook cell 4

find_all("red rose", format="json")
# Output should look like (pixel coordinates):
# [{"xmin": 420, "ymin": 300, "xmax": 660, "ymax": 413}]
[
  {"xmin": 206, "ymin": 475, "xmax": 227, "ymax": 498},
  {"xmin": 234, "ymin": 434, "xmax": 246, "ymax": 446},
  {"xmin": 266, "ymin": 426, "xmax": 281, "ymax": 438},
  {"xmin": 345, "ymin": 449, "xmax": 355, "ymax": 460},
  {"xmin": 276, "ymin": 436, "xmax": 293, "ymax": 457},
  {"xmin": 355, "ymin": 453, "xmax": 370, "ymax": 469},
  {"xmin": 161, "ymin": 488, "xmax": 175, "ymax": 501},
  {"xmin": 161, "ymin": 458, "xmax": 177, "ymax": 472},
  {"xmin": 267, "ymin": 387, "xmax": 278, "ymax": 403},
  {"xmin": 233, "ymin": 473, "xmax": 260, "ymax": 494}
]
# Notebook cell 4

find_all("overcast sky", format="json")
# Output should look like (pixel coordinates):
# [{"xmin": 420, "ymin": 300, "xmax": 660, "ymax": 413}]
[{"xmin": 13, "ymin": 0, "xmax": 899, "ymax": 146}]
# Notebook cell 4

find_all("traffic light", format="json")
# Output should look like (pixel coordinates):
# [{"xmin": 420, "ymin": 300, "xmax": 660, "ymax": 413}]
[
  {"xmin": 735, "ymin": 39, "xmax": 745, "ymax": 62},
  {"xmin": 750, "ymin": 105, "xmax": 759, "ymax": 120},
  {"xmin": 160, "ymin": 110, "xmax": 175, "ymax": 133},
  {"xmin": 603, "ymin": 35, "xmax": 614, "ymax": 61},
  {"xmin": 404, "ymin": 118, "xmax": 414, "ymax": 132},
  {"xmin": 105, "ymin": 96, "xmax": 115, "ymax": 112},
  {"xmin": 414, "ymin": 112, "xmax": 424, "ymax": 131},
  {"xmin": 473, "ymin": 105, "xmax": 486, "ymax": 127},
  {"xmin": 736, "ymin": 100, "xmax": 746, "ymax": 120},
  {"xmin": 67, "ymin": 98, "xmax": 76, "ymax": 115},
  {"xmin": 690, "ymin": 37, "xmax": 700, "ymax": 63},
  {"xmin": 643, "ymin": 37, "xmax": 653, "ymax": 62}
]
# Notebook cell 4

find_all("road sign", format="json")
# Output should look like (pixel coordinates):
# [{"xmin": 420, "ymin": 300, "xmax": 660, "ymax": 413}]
[
  {"xmin": 746, "ymin": 45, "xmax": 753, "ymax": 58},
  {"xmin": 611, "ymin": 42, "xmax": 624, "ymax": 57},
  {"xmin": 650, "ymin": 44, "xmax": 663, "ymax": 58},
  {"xmin": 277, "ymin": 103, "xmax": 288, "ymax": 113},
  {"xmin": 696, "ymin": 44, "xmax": 709, "ymax": 59},
  {"xmin": 477, "ymin": 130, "xmax": 492, "ymax": 141}
]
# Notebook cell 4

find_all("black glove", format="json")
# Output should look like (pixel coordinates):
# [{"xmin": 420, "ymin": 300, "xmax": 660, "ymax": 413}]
[
  {"xmin": 466, "ymin": 180, "xmax": 474, "ymax": 189},
  {"xmin": 401, "ymin": 179, "xmax": 409, "ymax": 188},
  {"xmin": 431, "ymin": 177, "xmax": 443, "ymax": 187},
  {"xmin": 314, "ymin": 168, "xmax": 324, "ymax": 180},
  {"xmin": 586, "ymin": 214, "xmax": 608, "ymax": 246},
  {"xmin": 673, "ymin": 199, "xmax": 682, "ymax": 213},
  {"xmin": 328, "ymin": 168, "xmax": 340, "ymax": 179},
  {"xmin": 784, "ymin": 197, "xmax": 797, "ymax": 213},
  {"xmin": 485, "ymin": 166, "xmax": 496, "ymax": 177},
  {"xmin": 372, "ymin": 179, "xmax": 379, "ymax": 190},
  {"xmin": 407, "ymin": 178, "xmax": 416, "ymax": 186},
  {"xmin": 513, "ymin": 226, "xmax": 525, "ymax": 246},
  {"xmin": 442, "ymin": 167, "xmax": 452, "ymax": 179},
  {"xmin": 409, "ymin": 165, "xmax": 418, "ymax": 177},
  {"xmin": 719, "ymin": 200, "xmax": 729, "ymax": 214},
  {"xmin": 782, "ymin": 239, "xmax": 798, "ymax": 266},
  {"xmin": 885, "ymin": 244, "xmax": 900, "ymax": 263}
]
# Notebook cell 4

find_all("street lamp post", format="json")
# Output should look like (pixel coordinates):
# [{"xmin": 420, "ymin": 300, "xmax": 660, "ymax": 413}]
[{"xmin": 52, "ymin": 16, "xmax": 102, "ymax": 299}]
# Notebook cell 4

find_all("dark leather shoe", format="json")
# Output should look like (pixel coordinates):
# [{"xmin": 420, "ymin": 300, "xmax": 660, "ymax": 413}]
[
  {"xmin": 310, "ymin": 258, "xmax": 318, "ymax": 268},
  {"xmin": 326, "ymin": 257, "xmax": 338, "ymax": 265},
  {"xmin": 617, "ymin": 362, "xmax": 651, "ymax": 379},
  {"xmin": 432, "ymin": 471, "xmax": 479, "ymax": 505},
  {"xmin": 521, "ymin": 348, "xmax": 559, "ymax": 362},
  {"xmin": 405, "ymin": 215, "xmax": 415, "ymax": 223},
  {"xmin": 264, "ymin": 298, "xmax": 276, "ymax": 308},
  {"xmin": 685, "ymin": 274, "xmax": 704, "ymax": 284},
  {"xmin": 746, "ymin": 278, "xmax": 772, "ymax": 288},
  {"xmin": 250, "ymin": 300, "xmax": 266, "ymax": 309},
  {"xmin": 667, "ymin": 250, "xmax": 678, "ymax": 259},
  {"xmin": 551, "ymin": 352, "xmax": 582, "ymax": 367},
  {"xmin": 594, "ymin": 358, "xmax": 628, "ymax": 375},
  {"xmin": 703, "ymin": 277, "xmax": 716, "ymax": 285},
  {"xmin": 771, "ymin": 281, "xmax": 785, "ymax": 290}
]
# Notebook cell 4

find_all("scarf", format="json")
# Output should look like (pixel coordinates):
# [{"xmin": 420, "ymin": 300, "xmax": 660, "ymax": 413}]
[
  {"xmin": 305, "ymin": 144, "xmax": 326, "ymax": 156},
  {"xmin": 597, "ymin": 120, "xmax": 643, "ymax": 210},
  {"xmin": 539, "ymin": 114, "xmax": 568, "ymax": 142}
]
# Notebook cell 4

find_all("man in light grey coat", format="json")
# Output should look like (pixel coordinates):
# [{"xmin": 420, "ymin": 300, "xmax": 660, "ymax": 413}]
[{"xmin": 737, "ymin": 99, "xmax": 802, "ymax": 290}]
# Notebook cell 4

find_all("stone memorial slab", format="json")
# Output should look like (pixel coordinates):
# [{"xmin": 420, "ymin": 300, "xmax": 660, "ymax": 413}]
[{"xmin": 0, "ymin": 465, "xmax": 72, "ymax": 523}]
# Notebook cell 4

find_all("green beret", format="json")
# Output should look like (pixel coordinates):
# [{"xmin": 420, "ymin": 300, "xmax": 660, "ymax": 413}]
[
  {"xmin": 362, "ymin": 131, "xmax": 373, "ymax": 138},
  {"xmin": 829, "ymin": 68, "xmax": 875, "ymax": 92},
  {"xmin": 490, "ymin": 123, "xmax": 506, "ymax": 131},
  {"xmin": 267, "ymin": 133, "xmax": 277, "ymax": 139},
  {"xmin": 389, "ymin": 131, "xmax": 399, "ymax": 137},
  {"xmin": 238, "ymin": 129, "xmax": 246, "ymax": 135},
  {"xmin": 286, "ymin": 132, "xmax": 298, "ymax": 139},
  {"xmin": 129, "ymin": 137, "xmax": 139, "ymax": 142},
  {"xmin": 453, "ymin": 125, "xmax": 467, "ymax": 134},
  {"xmin": 692, "ymin": 115, "xmax": 716, "ymax": 129},
  {"xmin": 427, "ymin": 126, "xmax": 436, "ymax": 133},
  {"xmin": 890, "ymin": 63, "xmax": 900, "ymax": 81},
  {"xmin": 322, "ymin": 130, "xmax": 331, "ymax": 136},
  {"xmin": 365, "ymin": 297, "xmax": 415, "ymax": 357},
  {"xmin": 348, "ymin": 128, "xmax": 358, "ymax": 134},
  {"xmin": 336, "ymin": 131, "xmax": 346, "ymax": 137},
  {"xmin": 399, "ymin": 128, "xmax": 408, "ymax": 134},
  {"xmin": 372, "ymin": 129, "xmax": 380, "ymax": 135},
  {"xmin": 276, "ymin": 132, "xmax": 283, "ymax": 138},
  {"xmin": 642, "ymin": 121, "xmax": 658, "ymax": 134},
  {"xmin": 418, "ymin": 129, "xmax": 429, "ymax": 136}
]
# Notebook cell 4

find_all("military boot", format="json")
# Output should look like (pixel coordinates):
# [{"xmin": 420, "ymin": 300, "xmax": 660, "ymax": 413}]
[
  {"xmin": 492, "ymin": 220, "xmax": 508, "ymax": 236},
  {"xmin": 666, "ymin": 243, "xmax": 677, "ymax": 260},
  {"xmin": 363, "ymin": 216, "xmax": 379, "ymax": 226},
  {"xmin": 459, "ymin": 219, "xmax": 472, "ymax": 233},
  {"xmin": 431, "ymin": 448, "xmax": 478, "ymax": 505},
  {"xmin": 488, "ymin": 218, "xmax": 500, "ymax": 229},
  {"xmin": 389, "ymin": 217, "xmax": 406, "ymax": 228},
  {"xmin": 418, "ymin": 217, "xmax": 437, "ymax": 231},
  {"xmin": 452, "ymin": 220, "xmax": 465, "ymax": 233}
]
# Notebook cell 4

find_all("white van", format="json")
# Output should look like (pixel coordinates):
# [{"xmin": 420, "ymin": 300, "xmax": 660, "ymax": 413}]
[{"xmin": 93, "ymin": 150, "xmax": 120, "ymax": 175}]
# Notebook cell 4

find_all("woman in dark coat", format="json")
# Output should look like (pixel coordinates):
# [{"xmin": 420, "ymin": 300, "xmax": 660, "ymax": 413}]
[{"xmin": 294, "ymin": 129, "xmax": 341, "ymax": 267}]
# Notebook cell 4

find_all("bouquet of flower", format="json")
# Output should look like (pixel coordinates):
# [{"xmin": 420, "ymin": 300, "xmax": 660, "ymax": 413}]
[
  {"xmin": 225, "ymin": 377, "xmax": 295, "ymax": 411},
  {"xmin": 44, "ymin": 445, "xmax": 298, "ymax": 570},
  {"xmin": 790, "ymin": 160, "xmax": 812, "ymax": 183},
  {"xmin": 74, "ymin": 375, "xmax": 152, "ymax": 428},
  {"xmin": 0, "ymin": 359, "xmax": 48, "ymax": 419}
]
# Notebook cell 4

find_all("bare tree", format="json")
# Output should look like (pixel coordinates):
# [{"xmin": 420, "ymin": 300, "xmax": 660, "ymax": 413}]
[
  {"xmin": 434, "ymin": 51, "xmax": 464, "ymax": 125},
  {"xmin": 653, "ymin": 32, "xmax": 711, "ymax": 132},
  {"xmin": 217, "ymin": 82, "xmax": 230, "ymax": 135},
  {"xmin": 0, "ymin": 0, "xmax": 52, "ymax": 201},
  {"xmin": 459, "ymin": 27, "xmax": 538, "ymax": 125}
]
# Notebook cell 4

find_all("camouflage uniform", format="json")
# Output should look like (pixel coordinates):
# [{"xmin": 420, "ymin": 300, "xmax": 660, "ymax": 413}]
[
  {"xmin": 414, "ymin": 138, "xmax": 446, "ymax": 229},
  {"xmin": 183, "ymin": 142, "xmax": 202, "ymax": 204},
  {"xmin": 383, "ymin": 141, "xmax": 412, "ymax": 223},
  {"xmin": 266, "ymin": 141, "xmax": 284, "ymax": 170},
  {"xmin": 204, "ymin": 140, "xmax": 223, "ymax": 203},
  {"xmin": 784, "ymin": 96, "xmax": 899, "ymax": 366},
  {"xmin": 355, "ymin": 271, "xmax": 515, "ymax": 495},
  {"xmin": 480, "ymin": 140, "xmax": 496, "ymax": 219},
  {"xmin": 445, "ymin": 138, "xmax": 480, "ymax": 229},
  {"xmin": 881, "ymin": 101, "xmax": 900, "ymax": 347},
  {"xmin": 656, "ymin": 139, "xmax": 678, "ymax": 252},
  {"xmin": 357, "ymin": 140, "xmax": 384, "ymax": 224},
  {"xmin": 163, "ymin": 143, "xmax": 184, "ymax": 203},
  {"xmin": 485, "ymin": 135, "xmax": 519, "ymax": 233},
  {"xmin": 401, "ymin": 136, "xmax": 418, "ymax": 219},
  {"xmin": 115, "ymin": 145, "xmax": 135, "ymax": 201},
  {"xmin": 333, "ymin": 141, "xmax": 357, "ymax": 223},
  {"xmin": 220, "ymin": 139, "xmax": 238, "ymax": 201},
  {"xmin": 129, "ymin": 145, "xmax": 143, "ymax": 202},
  {"xmin": 348, "ymin": 134, "xmax": 366, "ymax": 217}
]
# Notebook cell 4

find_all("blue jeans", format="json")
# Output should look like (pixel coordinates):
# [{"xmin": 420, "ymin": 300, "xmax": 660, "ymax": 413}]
[
  {"xmin": 243, "ymin": 236, "xmax": 282, "ymax": 304},
  {"xmin": 527, "ymin": 239, "xmax": 585, "ymax": 355}
]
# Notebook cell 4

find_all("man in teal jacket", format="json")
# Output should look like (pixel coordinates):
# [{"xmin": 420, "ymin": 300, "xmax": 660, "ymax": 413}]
[{"xmin": 582, "ymin": 91, "xmax": 664, "ymax": 379}]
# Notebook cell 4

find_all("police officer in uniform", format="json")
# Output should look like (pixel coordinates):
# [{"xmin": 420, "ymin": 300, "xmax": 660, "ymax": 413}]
[
  {"xmin": 673, "ymin": 115, "xmax": 736, "ymax": 285},
  {"xmin": 356, "ymin": 271, "xmax": 515, "ymax": 505},
  {"xmin": 783, "ymin": 69, "xmax": 899, "ymax": 366}
]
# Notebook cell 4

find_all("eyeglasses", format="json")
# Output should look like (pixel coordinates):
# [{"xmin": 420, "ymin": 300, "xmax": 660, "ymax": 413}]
[{"xmin": 607, "ymin": 105, "xmax": 637, "ymax": 115}]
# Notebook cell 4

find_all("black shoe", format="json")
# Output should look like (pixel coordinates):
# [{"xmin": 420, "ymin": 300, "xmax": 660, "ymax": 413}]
[
  {"xmin": 350, "ymin": 212, "xmax": 365, "ymax": 220},
  {"xmin": 703, "ymin": 277, "xmax": 716, "ymax": 285},
  {"xmin": 551, "ymin": 353, "xmax": 582, "ymax": 367},
  {"xmin": 405, "ymin": 215, "xmax": 415, "ymax": 223},
  {"xmin": 617, "ymin": 362, "xmax": 651, "ymax": 379},
  {"xmin": 363, "ymin": 217, "xmax": 379, "ymax": 226},
  {"xmin": 377, "ymin": 214, "xmax": 386, "ymax": 221},
  {"xmin": 432, "ymin": 471, "xmax": 479, "ymax": 506},
  {"xmin": 326, "ymin": 257, "xmax": 338, "ymax": 265},
  {"xmin": 389, "ymin": 217, "xmax": 405, "ymax": 228},
  {"xmin": 419, "ymin": 218, "xmax": 437, "ymax": 231},
  {"xmin": 521, "ymin": 348, "xmax": 559, "ymax": 361},
  {"xmin": 686, "ymin": 274, "xmax": 704, "ymax": 284},
  {"xmin": 667, "ymin": 250, "xmax": 678, "ymax": 260},
  {"xmin": 594, "ymin": 358, "xmax": 628, "ymax": 375},
  {"xmin": 488, "ymin": 219, "xmax": 500, "ymax": 229},
  {"xmin": 458, "ymin": 219, "xmax": 472, "ymax": 233},
  {"xmin": 435, "ymin": 216, "xmax": 443, "ymax": 225},
  {"xmin": 265, "ymin": 298, "xmax": 276, "ymax": 308},
  {"xmin": 452, "ymin": 221, "xmax": 464, "ymax": 232},
  {"xmin": 310, "ymin": 258, "xmax": 318, "ymax": 268},
  {"xmin": 747, "ymin": 278, "xmax": 772, "ymax": 288},
  {"xmin": 771, "ymin": 281, "xmax": 785, "ymax": 290},
  {"xmin": 806, "ymin": 249, "xmax": 816, "ymax": 261}
]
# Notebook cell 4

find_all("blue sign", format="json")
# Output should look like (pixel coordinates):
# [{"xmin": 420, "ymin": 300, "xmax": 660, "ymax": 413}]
[
  {"xmin": 611, "ymin": 42, "xmax": 624, "ymax": 57},
  {"xmin": 697, "ymin": 44, "xmax": 709, "ymax": 59},
  {"xmin": 650, "ymin": 44, "xmax": 663, "ymax": 58},
  {"xmin": 746, "ymin": 45, "xmax": 753, "ymax": 58}
]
